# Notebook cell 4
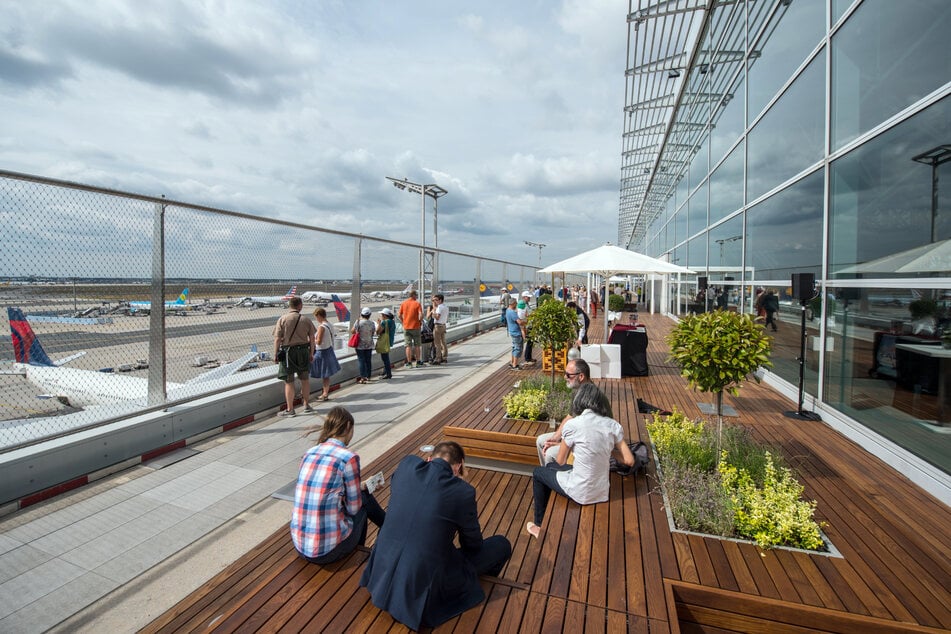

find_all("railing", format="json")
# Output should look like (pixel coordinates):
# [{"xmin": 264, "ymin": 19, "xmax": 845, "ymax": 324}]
[{"xmin": 0, "ymin": 169, "xmax": 553, "ymax": 451}]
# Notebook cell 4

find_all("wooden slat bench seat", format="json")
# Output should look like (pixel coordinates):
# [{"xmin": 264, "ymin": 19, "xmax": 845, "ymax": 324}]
[
  {"xmin": 442, "ymin": 425, "xmax": 541, "ymax": 465},
  {"xmin": 665, "ymin": 579, "xmax": 950, "ymax": 633}
]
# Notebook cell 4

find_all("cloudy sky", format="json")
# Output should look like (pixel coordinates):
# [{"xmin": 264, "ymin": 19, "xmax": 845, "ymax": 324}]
[{"xmin": 1, "ymin": 0, "xmax": 628, "ymax": 269}]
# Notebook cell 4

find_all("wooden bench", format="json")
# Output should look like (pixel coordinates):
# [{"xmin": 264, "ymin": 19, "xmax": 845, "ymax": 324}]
[
  {"xmin": 442, "ymin": 425, "xmax": 541, "ymax": 466},
  {"xmin": 665, "ymin": 579, "xmax": 950, "ymax": 633}
]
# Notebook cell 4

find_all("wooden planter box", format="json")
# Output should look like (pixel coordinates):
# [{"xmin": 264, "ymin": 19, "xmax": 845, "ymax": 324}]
[{"xmin": 541, "ymin": 347, "xmax": 568, "ymax": 373}]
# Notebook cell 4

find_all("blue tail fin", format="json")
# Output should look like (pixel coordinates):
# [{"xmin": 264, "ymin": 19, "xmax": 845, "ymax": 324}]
[
  {"xmin": 331, "ymin": 295, "xmax": 351, "ymax": 322},
  {"xmin": 8, "ymin": 307, "xmax": 53, "ymax": 366}
]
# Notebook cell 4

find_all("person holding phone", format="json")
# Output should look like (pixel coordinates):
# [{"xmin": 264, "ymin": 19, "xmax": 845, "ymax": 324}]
[{"xmin": 427, "ymin": 293, "xmax": 449, "ymax": 364}]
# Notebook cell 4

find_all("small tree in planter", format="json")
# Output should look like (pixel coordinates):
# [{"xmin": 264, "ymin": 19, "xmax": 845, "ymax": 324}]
[
  {"xmin": 607, "ymin": 293, "xmax": 625, "ymax": 313},
  {"xmin": 526, "ymin": 296, "xmax": 579, "ymax": 386},
  {"xmin": 666, "ymin": 310, "xmax": 772, "ymax": 451}
]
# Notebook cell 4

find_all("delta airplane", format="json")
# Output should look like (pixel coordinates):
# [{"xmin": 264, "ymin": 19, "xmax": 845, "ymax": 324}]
[
  {"xmin": 5, "ymin": 307, "xmax": 259, "ymax": 408},
  {"xmin": 235, "ymin": 285, "xmax": 298, "ymax": 308},
  {"xmin": 127, "ymin": 288, "xmax": 190, "ymax": 314},
  {"xmin": 329, "ymin": 294, "xmax": 352, "ymax": 334}
]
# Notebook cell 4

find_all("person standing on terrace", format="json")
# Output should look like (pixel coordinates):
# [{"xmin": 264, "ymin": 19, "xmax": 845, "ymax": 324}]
[
  {"xmin": 398, "ymin": 289, "xmax": 423, "ymax": 368},
  {"xmin": 274, "ymin": 296, "xmax": 317, "ymax": 417},
  {"xmin": 527, "ymin": 383, "xmax": 635, "ymax": 538},
  {"xmin": 291, "ymin": 406, "xmax": 385, "ymax": 564}
]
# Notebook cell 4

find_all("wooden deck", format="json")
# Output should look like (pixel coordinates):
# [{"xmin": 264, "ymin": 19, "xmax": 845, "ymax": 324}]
[{"xmin": 144, "ymin": 311, "xmax": 951, "ymax": 633}]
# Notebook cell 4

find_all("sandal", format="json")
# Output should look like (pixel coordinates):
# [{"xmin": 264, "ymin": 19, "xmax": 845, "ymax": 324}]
[
  {"xmin": 318, "ymin": 394, "xmax": 330, "ymax": 401},
  {"xmin": 526, "ymin": 522, "xmax": 541, "ymax": 539}
]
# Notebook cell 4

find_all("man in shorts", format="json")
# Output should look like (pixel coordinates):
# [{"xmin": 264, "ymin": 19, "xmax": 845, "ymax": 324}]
[
  {"xmin": 505, "ymin": 296, "xmax": 524, "ymax": 370},
  {"xmin": 273, "ymin": 296, "xmax": 317, "ymax": 416},
  {"xmin": 399, "ymin": 289, "xmax": 424, "ymax": 367}
]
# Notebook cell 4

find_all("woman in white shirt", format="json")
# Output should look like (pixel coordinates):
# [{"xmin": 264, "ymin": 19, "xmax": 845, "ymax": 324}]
[
  {"xmin": 527, "ymin": 383, "xmax": 635, "ymax": 538},
  {"xmin": 310, "ymin": 307, "xmax": 341, "ymax": 401}
]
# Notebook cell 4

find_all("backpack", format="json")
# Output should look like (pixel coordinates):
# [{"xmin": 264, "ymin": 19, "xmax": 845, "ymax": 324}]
[{"xmin": 610, "ymin": 440, "xmax": 649, "ymax": 476}]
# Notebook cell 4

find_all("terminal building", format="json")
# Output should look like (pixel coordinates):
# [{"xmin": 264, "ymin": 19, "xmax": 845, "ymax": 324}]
[{"xmin": 619, "ymin": 0, "xmax": 950, "ymax": 496}]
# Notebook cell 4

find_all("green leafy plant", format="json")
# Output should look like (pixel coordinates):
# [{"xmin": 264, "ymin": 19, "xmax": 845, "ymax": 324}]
[
  {"xmin": 647, "ymin": 410, "xmax": 825, "ymax": 551},
  {"xmin": 607, "ymin": 293, "xmax": 625, "ymax": 312},
  {"xmin": 666, "ymin": 311, "xmax": 772, "ymax": 449},
  {"xmin": 526, "ymin": 299, "xmax": 579, "ymax": 385},
  {"xmin": 502, "ymin": 376, "xmax": 571, "ymax": 421},
  {"xmin": 719, "ymin": 453, "xmax": 824, "ymax": 550}
]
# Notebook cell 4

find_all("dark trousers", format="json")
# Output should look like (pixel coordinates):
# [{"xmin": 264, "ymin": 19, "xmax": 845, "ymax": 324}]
[
  {"xmin": 532, "ymin": 462, "xmax": 572, "ymax": 525},
  {"xmin": 465, "ymin": 535, "xmax": 512, "ymax": 577},
  {"xmin": 524, "ymin": 338, "xmax": 534, "ymax": 362},
  {"xmin": 356, "ymin": 348, "xmax": 372, "ymax": 378},
  {"xmin": 302, "ymin": 490, "xmax": 385, "ymax": 565},
  {"xmin": 380, "ymin": 352, "xmax": 392, "ymax": 377}
]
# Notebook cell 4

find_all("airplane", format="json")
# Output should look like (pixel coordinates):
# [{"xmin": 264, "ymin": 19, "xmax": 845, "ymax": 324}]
[
  {"xmin": 235, "ymin": 285, "xmax": 298, "ymax": 308},
  {"xmin": 127, "ymin": 288, "xmax": 190, "ymax": 314},
  {"xmin": 329, "ymin": 294, "xmax": 352, "ymax": 334},
  {"xmin": 362, "ymin": 283, "xmax": 414, "ymax": 301},
  {"xmin": 300, "ymin": 289, "xmax": 352, "ymax": 305},
  {"xmin": 5, "ymin": 307, "xmax": 259, "ymax": 409},
  {"xmin": 478, "ymin": 282, "xmax": 518, "ymax": 305}
]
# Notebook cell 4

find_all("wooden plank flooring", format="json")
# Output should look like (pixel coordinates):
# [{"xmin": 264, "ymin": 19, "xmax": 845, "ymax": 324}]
[{"xmin": 144, "ymin": 311, "xmax": 951, "ymax": 633}]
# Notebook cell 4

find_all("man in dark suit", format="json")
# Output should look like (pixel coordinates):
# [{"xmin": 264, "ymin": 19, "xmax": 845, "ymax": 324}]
[{"xmin": 359, "ymin": 441, "xmax": 512, "ymax": 630}]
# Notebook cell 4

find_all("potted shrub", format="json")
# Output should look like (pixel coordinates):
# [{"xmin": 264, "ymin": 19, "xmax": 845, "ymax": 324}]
[
  {"xmin": 503, "ymin": 376, "xmax": 572, "ymax": 422},
  {"xmin": 526, "ymin": 297, "xmax": 579, "ymax": 385},
  {"xmin": 646, "ymin": 409, "xmax": 826, "ymax": 551},
  {"xmin": 666, "ymin": 310, "xmax": 772, "ymax": 450},
  {"xmin": 607, "ymin": 293, "xmax": 625, "ymax": 313}
]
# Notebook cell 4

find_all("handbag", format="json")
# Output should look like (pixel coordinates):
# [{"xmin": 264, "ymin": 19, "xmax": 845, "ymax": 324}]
[
  {"xmin": 375, "ymin": 322, "xmax": 391, "ymax": 354},
  {"xmin": 348, "ymin": 331, "xmax": 361, "ymax": 348},
  {"xmin": 276, "ymin": 347, "xmax": 287, "ymax": 363}
]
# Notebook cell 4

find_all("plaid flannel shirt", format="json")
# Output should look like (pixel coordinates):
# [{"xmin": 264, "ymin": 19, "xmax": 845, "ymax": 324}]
[{"xmin": 290, "ymin": 439, "xmax": 362, "ymax": 558}]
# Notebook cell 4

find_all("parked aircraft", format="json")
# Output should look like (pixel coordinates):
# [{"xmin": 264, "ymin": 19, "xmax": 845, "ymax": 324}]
[
  {"xmin": 127, "ymin": 288, "xmax": 190, "ymax": 314},
  {"xmin": 362, "ymin": 283, "xmax": 414, "ymax": 301},
  {"xmin": 330, "ymin": 295, "xmax": 352, "ymax": 334},
  {"xmin": 300, "ymin": 288, "xmax": 351, "ymax": 304},
  {"xmin": 235, "ymin": 285, "xmax": 298, "ymax": 308},
  {"xmin": 4, "ymin": 307, "xmax": 259, "ymax": 408}
]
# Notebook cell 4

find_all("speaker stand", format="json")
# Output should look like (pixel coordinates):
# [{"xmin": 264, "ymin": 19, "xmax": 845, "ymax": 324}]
[{"xmin": 784, "ymin": 302, "xmax": 822, "ymax": 421}]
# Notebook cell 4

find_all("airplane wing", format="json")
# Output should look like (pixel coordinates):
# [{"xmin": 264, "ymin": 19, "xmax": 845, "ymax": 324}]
[
  {"xmin": 184, "ymin": 351, "xmax": 259, "ymax": 385},
  {"xmin": 54, "ymin": 352, "xmax": 86, "ymax": 366}
]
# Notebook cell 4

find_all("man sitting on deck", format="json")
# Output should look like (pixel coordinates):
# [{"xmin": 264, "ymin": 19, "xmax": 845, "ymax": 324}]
[
  {"xmin": 360, "ymin": 441, "xmax": 512, "ymax": 631},
  {"xmin": 536, "ymin": 358, "xmax": 590, "ymax": 465}
]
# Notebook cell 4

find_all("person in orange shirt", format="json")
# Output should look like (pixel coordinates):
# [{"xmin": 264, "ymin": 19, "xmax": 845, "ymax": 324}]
[{"xmin": 398, "ymin": 290, "xmax": 424, "ymax": 368}]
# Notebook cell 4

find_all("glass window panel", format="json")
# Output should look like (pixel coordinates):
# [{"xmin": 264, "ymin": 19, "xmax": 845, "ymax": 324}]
[
  {"xmin": 687, "ymin": 234, "xmax": 707, "ymax": 270},
  {"xmin": 748, "ymin": 0, "xmax": 825, "ymax": 122},
  {"xmin": 822, "ymin": 286, "xmax": 951, "ymax": 474},
  {"xmin": 745, "ymin": 170, "xmax": 823, "ymax": 282},
  {"xmin": 709, "ymin": 141, "xmax": 745, "ymax": 225},
  {"xmin": 673, "ymin": 207, "xmax": 687, "ymax": 248},
  {"xmin": 711, "ymin": 75, "xmax": 745, "ymax": 165},
  {"xmin": 831, "ymin": 0, "xmax": 951, "ymax": 150},
  {"xmin": 709, "ymin": 215, "xmax": 744, "ymax": 275},
  {"xmin": 747, "ymin": 53, "xmax": 825, "ymax": 202},
  {"xmin": 688, "ymin": 179, "xmax": 708, "ymax": 237},
  {"xmin": 830, "ymin": 97, "xmax": 951, "ymax": 279},
  {"xmin": 832, "ymin": 0, "xmax": 853, "ymax": 26}
]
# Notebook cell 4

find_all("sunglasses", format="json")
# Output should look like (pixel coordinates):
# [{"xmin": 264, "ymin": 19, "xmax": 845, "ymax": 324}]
[{"xmin": 565, "ymin": 371, "xmax": 581, "ymax": 378}]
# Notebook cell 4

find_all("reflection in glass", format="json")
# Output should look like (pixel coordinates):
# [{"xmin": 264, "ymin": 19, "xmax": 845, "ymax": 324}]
[
  {"xmin": 822, "ymin": 286, "xmax": 951, "ymax": 473},
  {"xmin": 830, "ymin": 97, "xmax": 951, "ymax": 278},
  {"xmin": 710, "ymin": 75, "xmax": 745, "ymax": 165},
  {"xmin": 831, "ymin": 0, "xmax": 951, "ymax": 150},
  {"xmin": 709, "ymin": 142, "xmax": 744, "ymax": 225},
  {"xmin": 688, "ymin": 179, "xmax": 708, "ymax": 237},
  {"xmin": 745, "ymin": 170, "xmax": 823, "ymax": 281},
  {"xmin": 747, "ymin": 53, "xmax": 824, "ymax": 202},
  {"xmin": 747, "ymin": 0, "xmax": 824, "ymax": 123}
]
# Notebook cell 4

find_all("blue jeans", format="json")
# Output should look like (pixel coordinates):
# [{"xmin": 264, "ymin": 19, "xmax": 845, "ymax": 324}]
[
  {"xmin": 532, "ymin": 462, "xmax": 571, "ymax": 525},
  {"xmin": 301, "ymin": 490, "xmax": 385, "ymax": 565},
  {"xmin": 380, "ymin": 352, "xmax": 392, "ymax": 377},
  {"xmin": 356, "ymin": 348, "xmax": 372, "ymax": 378}
]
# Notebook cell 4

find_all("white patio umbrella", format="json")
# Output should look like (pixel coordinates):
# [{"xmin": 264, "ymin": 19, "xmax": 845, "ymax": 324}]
[
  {"xmin": 538, "ymin": 244, "xmax": 694, "ymax": 342},
  {"xmin": 837, "ymin": 238, "xmax": 951, "ymax": 274}
]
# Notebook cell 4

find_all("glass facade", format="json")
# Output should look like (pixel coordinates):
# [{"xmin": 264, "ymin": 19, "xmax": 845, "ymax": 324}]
[{"xmin": 627, "ymin": 0, "xmax": 951, "ymax": 478}]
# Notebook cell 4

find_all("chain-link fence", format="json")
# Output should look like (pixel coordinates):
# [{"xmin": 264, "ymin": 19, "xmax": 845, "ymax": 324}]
[{"xmin": 0, "ymin": 170, "xmax": 542, "ymax": 451}]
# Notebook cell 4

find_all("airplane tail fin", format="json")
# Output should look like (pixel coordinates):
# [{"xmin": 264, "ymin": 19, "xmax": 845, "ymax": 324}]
[
  {"xmin": 285, "ymin": 285, "xmax": 298, "ymax": 299},
  {"xmin": 8, "ymin": 307, "xmax": 54, "ymax": 366},
  {"xmin": 403, "ymin": 283, "xmax": 413, "ymax": 294},
  {"xmin": 479, "ymin": 283, "xmax": 492, "ymax": 297},
  {"xmin": 331, "ymin": 295, "xmax": 351, "ymax": 322},
  {"xmin": 174, "ymin": 288, "xmax": 189, "ymax": 305}
]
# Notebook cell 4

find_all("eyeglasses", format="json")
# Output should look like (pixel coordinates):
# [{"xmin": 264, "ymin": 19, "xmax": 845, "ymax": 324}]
[{"xmin": 565, "ymin": 371, "xmax": 580, "ymax": 378}]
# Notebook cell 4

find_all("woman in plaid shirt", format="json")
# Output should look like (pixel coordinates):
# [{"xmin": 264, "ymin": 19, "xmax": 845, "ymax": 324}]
[{"xmin": 291, "ymin": 407, "xmax": 385, "ymax": 563}]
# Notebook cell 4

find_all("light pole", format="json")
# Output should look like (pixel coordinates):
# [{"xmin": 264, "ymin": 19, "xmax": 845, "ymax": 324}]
[
  {"xmin": 524, "ymin": 241, "xmax": 546, "ymax": 283},
  {"xmin": 386, "ymin": 177, "xmax": 448, "ymax": 297}
]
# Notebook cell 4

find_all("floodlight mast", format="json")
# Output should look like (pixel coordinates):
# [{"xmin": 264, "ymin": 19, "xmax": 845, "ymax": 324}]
[
  {"xmin": 386, "ymin": 176, "xmax": 448, "ymax": 297},
  {"xmin": 524, "ymin": 240, "xmax": 546, "ymax": 282}
]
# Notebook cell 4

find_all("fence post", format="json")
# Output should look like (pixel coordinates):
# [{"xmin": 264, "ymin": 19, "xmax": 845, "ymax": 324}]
[{"xmin": 147, "ymin": 200, "xmax": 167, "ymax": 406}]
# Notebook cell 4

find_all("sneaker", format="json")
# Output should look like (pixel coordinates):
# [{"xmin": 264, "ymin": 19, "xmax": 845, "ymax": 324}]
[
  {"xmin": 302, "ymin": 405, "xmax": 315, "ymax": 413},
  {"xmin": 278, "ymin": 409, "xmax": 296, "ymax": 418}
]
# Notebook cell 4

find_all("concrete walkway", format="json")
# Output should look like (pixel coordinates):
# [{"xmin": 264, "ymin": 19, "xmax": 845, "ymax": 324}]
[{"xmin": 0, "ymin": 328, "xmax": 511, "ymax": 633}]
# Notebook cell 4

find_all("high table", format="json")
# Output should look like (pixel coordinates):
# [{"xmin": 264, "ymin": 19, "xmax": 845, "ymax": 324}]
[
  {"xmin": 894, "ymin": 343, "xmax": 951, "ymax": 426},
  {"xmin": 608, "ymin": 324, "xmax": 649, "ymax": 376}
]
